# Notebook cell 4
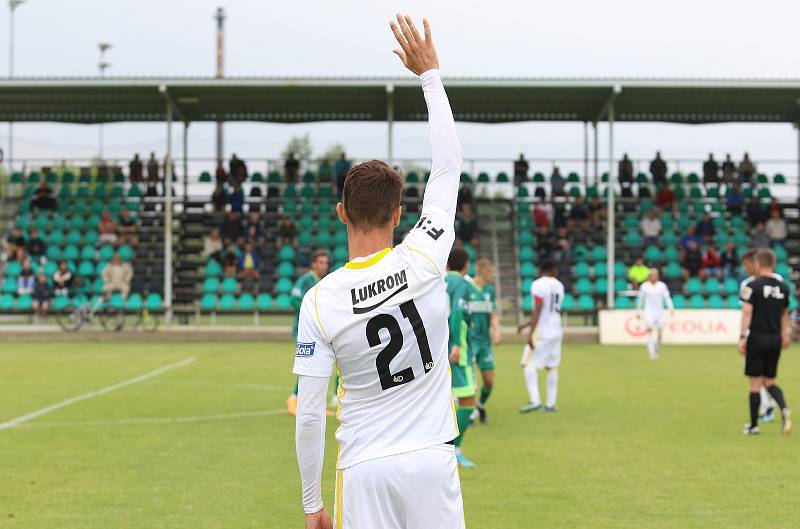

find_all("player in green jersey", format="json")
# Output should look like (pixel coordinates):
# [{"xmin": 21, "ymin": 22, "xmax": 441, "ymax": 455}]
[
  {"xmin": 446, "ymin": 247, "xmax": 477, "ymax": 468},
  {"xmin": 467, "ymin": 258, "xmax": 501, "ymax": 424},
  {"xmin": 287, "ymin": 250, "xmax": 331, "ymax": 416}
]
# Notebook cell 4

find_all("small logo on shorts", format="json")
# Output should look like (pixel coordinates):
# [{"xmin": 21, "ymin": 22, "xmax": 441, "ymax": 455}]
[{"xmin": 296, "ymin": 342, "xmax": 315, "ymax": 357}]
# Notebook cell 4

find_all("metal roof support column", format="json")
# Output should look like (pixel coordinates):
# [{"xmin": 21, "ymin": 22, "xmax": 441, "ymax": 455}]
[
  {"xmin": 163, "ymin": 96, "xmax": 174, "ymax": 325},
  {"xmin": 583, "ymin": 121, "xmax": 589, "ymax": 186},
  {"xmin": 386, "ymin": 84, "xmax": 394, "ymax": 164},
  {"xmin": 182, "ymin": 122, "xmax": 189, "ymax": 205},
  {"xmin": 592, "ymin": 121, "xmax": 598, "ymax": 187},
  {"xmin": 796, "ymin": 123, "xmax": 800, "ymax": 197},
  {"xmin": 606, "ymin": 102, "xmax": 615, "ymax": 309}
]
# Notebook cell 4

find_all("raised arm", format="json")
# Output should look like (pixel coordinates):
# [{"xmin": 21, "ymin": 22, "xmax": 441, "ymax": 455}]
[{"xmin": 392, "ymin": 15, "xmax": 462, "ymax": 269}]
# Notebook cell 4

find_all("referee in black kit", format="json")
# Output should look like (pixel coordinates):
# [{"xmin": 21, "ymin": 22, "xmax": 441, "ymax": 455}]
[{"xmin": 739, "ymin": 249, "xmax": 793, "ymax": 436}]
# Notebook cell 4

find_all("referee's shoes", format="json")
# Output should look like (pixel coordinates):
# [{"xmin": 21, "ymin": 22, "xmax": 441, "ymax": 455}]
[{"xmin": 781, "ymin": 409, "xmax": 793, "ymax": 436}]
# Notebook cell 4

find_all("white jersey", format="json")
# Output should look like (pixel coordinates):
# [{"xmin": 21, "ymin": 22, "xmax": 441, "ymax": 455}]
[
  {"xmin": 294, "ymin": 69, "xmax": 461, "ymax": 471},
  {"xmin": 530, "ymin": 276, "xmax": 565, "ymax": 339},
  {"xmin": 637, "ymin": 280, "xmax": 673, "ymax": 316}
]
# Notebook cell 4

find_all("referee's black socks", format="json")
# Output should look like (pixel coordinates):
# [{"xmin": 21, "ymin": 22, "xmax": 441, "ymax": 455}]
[
  {"xmin": 767, "ymin": 385, "xmax": 788, "ymax": 411},
  {"xmin": 749, "ymin": 392, "xmax": 761, "ymax": 429}
]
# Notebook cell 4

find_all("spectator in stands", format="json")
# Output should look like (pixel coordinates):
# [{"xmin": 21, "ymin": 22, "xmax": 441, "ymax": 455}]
[
  {"xmin": 695, "ymin": 213, "xmax": 715, "ymax": 243},
  {"xmin": 222, "ymin": 243, "xmax": 239, "ymax": 277},
  {"xmin": 30, "ymin": 182, "xmax": 56, "ymax": 211},
  {"xmin": 553, "ymin": 227, "xmax": 573, "ymax": 266},
  {"xmin": 550, "ymin": 167, "xmax": 566, "ymax": 197},
  {"xmin": 4, "ymin": 227, "xmax": 25, "ymax": 261},
  {"xmin": 589, "ymin": 196, "xmax": 606, "ymax": 227},
  {"xmin": 738, "ymin": 153, "xmax": 756, "ymax": 183},
  {"xmin": 656, "ymin": 184, "xmax": 676, "ymax": 211},
  {"xmin": 102, "ymin": 253, "xmax": 133, "ymax": 299},
  {"xmin": 215, "ymin": 161, "xmax": 228, "ymax": 184},
  {"xmin": 640, "ymin": 209, "xmax": 662, "ymax": 245},
  {"xmin": 278, "ymin": 218, "xmax": 299, "ymax": 249},
  {"xmin": 568, "ymin": 196, "xmax": 590, "ymax": 230},
  {"xmin": 681, "ymin": 240, "xmax": 703, "ymax": 279},
  {"xmin": 229, "ymin": 184, "xmax": 245, "ymax": 213},
  {"xmin": 211, "ymin": 183, "xmax": 227, "ymax": 213},
  {"xmin": 751, "ymin": 222, "xmax": 770, "ymax": 249},
  {"xmin": 238, "ymin": 241, "xmax": 260, "ymax": 283},
  {"xmin": 32, "ymin": 274, "xmax": 50, "ymax": 320},
  {"xmin": 117, "ymin": 210, "xmax": 138, "ymax": 246},
  {"xmin": 145, "ymin": 181, "xmax": 160, "ymax": 199},
  {"xmin": 26, "ymin": 228, "xmax": 46, "ymax": 260},
  {"xmin": 284, "ymin": 152, "xmax": 300, "ymax": 183},
  {"xmin": 767, "ymin": 198, "xmax": 782, "ymax": 219},
  {"xmin": 536, "ymin": 225, "xmax": 555, "ymax": 261},
  {"xmin": 679, "ymin": 225, "xmax": 703, "ymax": 253},
  {"xmin": 514, "ymin": 154, "xmax": 529, "ymax": 184},
  {"xmin": 146, "ymin": 152, "xmax": 159, "ymax": 182},
  {"xmin": 229, "ymin": 153, "xmax": 248, "ymax": 185},
  {"xmin": 649, "ymin": 151, "xmax": 668, "ymax": 186},
  {"xmin": 765, "ymin": 209, "xmax": 787, "ymax": 243},
  {"xmin": 129, "ymin": 153, "xmax": 144, "ymax": 182},
  {"xmin": 746, "ymin": 196, "xmax": 767, "ymax": 226},
  {"xmin": 532, "ymin": 197, "xmax": 552, "ymax": 228},
  {"xmin": 335, "ymin": 153, "xmax": 351, "ymax": 200},
  {"xmin": 221, "ymin": 211, "xmax": 244, "ymax": 245},
  {"xmin": 17, "ymin": 259, "xmax": 34, "ymax": 297},
  {"xmin": 628, "ymin": 257, "xmax": 650, "ymax": 288},
  {"xmin": 99, "ymin": 210, "xmax": 118, "ymax": 245},
  {"xmin": 720, "ymin": 243, "xmax": 740, "ymax": 280},
  {"xmin": 457, "ymin": 183, "xmax": 473, "ymax": 213},
  {"xmin": 726, "ymin": 183, "xmax": 745, "ymax": 214},
  {"xmin": 702, "ymin": 243, "xmax": 722, "ymax": 279},
  {"xmin": 721, "ymin": 154, "xmax": 736, "ymax": 183},
  {"xmin": 456, "ymin": 204, "xmax": 479, "ymax": 247},
  {"xmin": 202, "ymin": 228, "xmax": 224, "ymax": 262},
  {"xmin": 702, "ymin": 153, "xmax": 719, "ymax": 184},
  {"xmin": 552, "ymin": 199, "xmax": 568, "ymax": 230},
  {"xmin": 53, "ymin": 260, "xmax": 73, "ymax": 296},
  {"xmin": 245, "ymin": 212, "xmax": 264, "ymax": 243},
  {"xmin": 618, "ymin": 153, "xmax": 634, "ymax": 183}
]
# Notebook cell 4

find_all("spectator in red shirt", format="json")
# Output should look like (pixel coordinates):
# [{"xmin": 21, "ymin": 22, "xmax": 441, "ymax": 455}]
[
  {"xmin": 656, "ymin": 184, "xmax": 676, "ymax": 211},
  {"xmin": 767, "ymin": 198, "xmax": 781, "ymax": 219},
  {"xmin": 532, "ymin": 197, "xmax": 551, "ymax": 228},
  {"xmin": 701, "ymin": 243, "xmax": 722, "ymax": 279}
]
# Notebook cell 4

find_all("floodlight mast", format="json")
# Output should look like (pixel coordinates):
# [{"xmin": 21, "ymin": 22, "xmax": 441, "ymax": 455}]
[
  {"xmin": 7, "ymin": 0, "xmax": 26, "ymax": 175},
  {"xmin": 97, "ymin": 42, "xmax": 112, "ymax": 158}
]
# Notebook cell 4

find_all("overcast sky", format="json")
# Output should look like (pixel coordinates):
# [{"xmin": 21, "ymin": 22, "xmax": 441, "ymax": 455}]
[{"xmin": 2, "ymin": 0, "xmax": 799, "ymax": 176}]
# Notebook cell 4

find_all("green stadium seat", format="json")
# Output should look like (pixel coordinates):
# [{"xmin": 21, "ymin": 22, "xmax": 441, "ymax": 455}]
[
  {"xmin": 585, "ymin": 186, "xmax": 599, "ymax": 198},
  {"xmin": 672, "ymin": 294, "xmax": 686, "ymax": 309},
  {"xmin": 774, "ymin": 245, "xmax": 788, "ymax": 262},
  {"xmin": 257, "ymin": 293, "xmax": 274, "ymax": 311},
  {"xmin": 315, "ymin": 231, "xmax": 332, "ymax": 246},
  {"xmin": 614, "ymin": 278, "xmax": 628, "ymax": 292},
  {"xmin": 577, "ymin": 294, "xmax": 595, "ymax": 311},
  {"xmin": 707, "ymin": 294, "xmax": 723, "ymax": 308},
  {"xmin": 278, "ymin": 246, "xmax": 296, "ymax": 261},
  {"xmin": 662, "ymin": 231, "xmax": 677, "ymax": 245},
  {"xmin": 790, "ymin": 297, "xmax": 798, "ymax": 310},
  {"xmin": 519, "ymin": 246, "xmax": 535, "ymax": 262},
  {"xmin": 704, "ymin": 277, "xmax": 721, "ymax": 294},
  {"xmin": 496, "ymin": 172, "xmax": 509, "ymax": 183},
  {"xmin": 477, "ymin": 172, "xmax": 490, "ymax": 183},
  {"xmin": 1, "ymin": 278, "xmax": 16, "ymax": 294},
  {"xmin": 520, "ymin": 262, "xmax": 537, "ymax": 279},
  {"xmin": 522, "ymin": 294, "xmax": 532, "ymax": 313},
  {"xmin": 517, "ymin": 215, "xmax": 532, "ymax": 229},
  {"xmin": 774, "ymin": 173, "xmax": 786, "ymax": 184},
  {"xmin": 757, "ymin": 188, "xmax": 771, "ymax": 199},
  {"xmin": 756, "ymin": 173, "xmax": 768, "ymax": 184},
  {"xmin": 568, "ymin": 187, "xmax": 581, "ymax": 197},
  {"xmin": 644, "ymin": 246, "xmax": 663, "ymax": 262},
  {"xmin": 614, "ymin": 261, "xmax": 627, "ymax": 277},
  {"xmin": 203, "ymin": 278, "xmax": 220, "ymax": 294},
  {"xmin": 594, "ymin": 278, "xmax": 608, "ymax": 294},
  {"xmin": 16, "ymin": 294, "xmax": 33, "ymax": 310},
  {"xmin": 125, "ymin": 293, "xmax": 143, "ymax": 310},
  {"xmin": 723, "ymin": 277, "xmax": 739, "ymax": 295},
  {"xmin": 251, "ymin": 172, "xmax": 264, "ymax": 183},
  {"xmin": 200, "ymin": 293, "xmax": 218, "ymax": 311},
  {"xmin": 220, "ymin": 294, "xmax": 237, "ymax": 310},
  {"xmin": 0, "ymin": 293, "xmax": 14, "ymax": 310},
  {"xmin": 221, "ymin": 277, "xmax": 238, "ymax": 293},
  {"xmin": 623, "ymin": 215, "xmax": 638, "ymax": 229},
  {"xmin": 298, "ymin": 232, "xmax": 313, "ymax": 247},
  {"xmin": 277, "ymin": 262, "xmax": 295, "ymax": 279},
  {"xmin": 615, "ymin": 296, "xmax": 633, "ymax": 309},
  {"xmin": 267, "ymin": 171, "xmax": 282, "ymax": 183},
  {"xmin": 239, "ymin": 293, "xmax": 255, "ymax": 310},
  {"xmin": 275, "ymin": 294, "xmax": 293, "ymax": 310},
  {"xmin": 726, "ymin": 295, "xmax": 741, "ymax": 309},
  {"xmin": 689, "ymin": 186, "xmax": 702, "ymax": 198},
  {"xmin": 689, "ymin": 294, "xmax": 705, "ymax": 308},
  {"xmin": 48, "ymin": 230, "xmax": 65, "ymax": 246},
  {"xmin": 205, "ymin": 260, "xmax": 222, "ymax": 278},
  {"xmin": 521, "ymin": 278, "xmax": 533, "ymax": 294},
  {"xmin": 664, "ymin": 246, "xmax": 680, "ymax": 262},
  {"xmin": 575, "ymin": 278, "xmax": 593, "ymax": 295},
  {"xmin": 574, "ymin": 261, "xmax": 590, "ymax": 278},
  {"xmin": 109, "ymin": 292, "xmax": 126, "ymax": 310},
  {"xmin": 591, "ymin": 246, "xmax": 607, "ymax": 262},
  {"xmin": 594, "ymin": 262, "xmax": 608, "ymax": 277},
  {"xmin": 516, "ymin": 186, "xmax": 529, "ymax": 198},
  {"xmin": 562, "ymin": 294, "xmax": 576, "ymax": 311},
  {"xmin": 624, "ymin": 231, "xmax": 642, "ymax": 245},
  {"xmin": 77, "ymin": 261, "xmax": 95, "ymax": 277},
  {"xmin": 275, "ymin": 278, "xmax": 293, "ymax": 295},
  {"xmin": 518, "ymin": 230, "xmax": 534, "ymax": 245},
  {"xmin": 574, "ymin": 245, "xmax": 589, "ymax": 260},
  {"xmin": 53, "ymin": 295, "xmax": 70, "ymax": 311},
  {"xmin": 775, "ymin": 262, "xmax": 790, "ymax": 278},
  {"xmin": 80, "ymin": 245, "xmax": 96, "ymax": 261},
  {"xmin": 685, "ymin": 277, "xmax": 702, "ymax": 295}
]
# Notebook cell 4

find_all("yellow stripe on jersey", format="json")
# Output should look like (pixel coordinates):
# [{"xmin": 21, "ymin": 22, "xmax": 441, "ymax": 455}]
[
  {"xmin": 335, "ymin": 365, "xmax": 346, "ymax": 469},
  {"xmin": 447, "ymin": 364, "xmax": 459, "ymax": 433},
  {"xmin": 335, "ymin": 469, "xmax": 344, "ymax": 529},
  {"xmin": 343, "ymin": 247, "xmax": 392, "ymax": 269},
  {"xmin": 402, "ymin": 243, "xmax": 442, "ymax": 277},
  {"xmin": 312, "ymin": 286, "xmax": 329, "ymax": 340}
]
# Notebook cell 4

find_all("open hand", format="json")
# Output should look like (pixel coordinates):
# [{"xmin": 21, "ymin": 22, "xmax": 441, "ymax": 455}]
[
  {"xmin": 389, "ymin": 14, "xmax": 439, "ymax": 76},
  {"xmin": 305, "ymin": 509, "xmax": 332, "ymax": 529}
]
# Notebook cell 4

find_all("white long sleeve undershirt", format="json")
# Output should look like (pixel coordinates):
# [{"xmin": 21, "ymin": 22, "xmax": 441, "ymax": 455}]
[{"xmin": 295, "ymin": 374, "xmax": 329, "ymax": 514}]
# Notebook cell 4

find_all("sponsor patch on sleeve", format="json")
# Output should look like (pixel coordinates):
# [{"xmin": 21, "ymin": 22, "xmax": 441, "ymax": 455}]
[{"xmin": 295, "ymin": 342, "xmax": 316, "ymax": 358}]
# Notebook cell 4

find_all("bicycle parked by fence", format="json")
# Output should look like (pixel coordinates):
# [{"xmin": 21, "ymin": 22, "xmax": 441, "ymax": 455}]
[{"xmin": 57, "ymin": 295, "xmax": 126, "ymax": 332}]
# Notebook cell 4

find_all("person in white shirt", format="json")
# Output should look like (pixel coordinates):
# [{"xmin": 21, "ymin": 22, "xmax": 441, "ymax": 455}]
[
  {"xmin": 636, "ymin": 269, "xmax": 674, "ymax": 359},
  {"xmin": 293, "ymin": 15, "xmax": 465, "ymax": 529},
  {"xmin": 740, "ymin": 249, "xmax": 780, "ymax": 422},
  {"xmin": 517, "ymin": 260, "xmax": 565, "ymax": 412},
  {"xmin": 640, "ymin": 209, "xmax": 662, "ymax": 245}
]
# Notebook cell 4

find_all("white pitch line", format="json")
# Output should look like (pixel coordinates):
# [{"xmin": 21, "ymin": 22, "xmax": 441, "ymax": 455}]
[
  {"xmin": 15, "ymin": 408, "xmax": 287, "ymax": 429},
  {"xmin": 0, "ymin": 357, "xmax": 197, "ymax": 431}
]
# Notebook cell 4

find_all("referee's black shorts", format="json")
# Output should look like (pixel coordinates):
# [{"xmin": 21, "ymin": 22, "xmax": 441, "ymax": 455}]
[{"xmin": 745, "ymin": 333, "xmax": 782, "ymax": 378}]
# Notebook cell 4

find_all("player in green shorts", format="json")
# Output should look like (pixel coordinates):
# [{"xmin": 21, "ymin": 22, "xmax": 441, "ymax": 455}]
[
  {"xmin": 446, "ymin": 247, "xmax": 477, "ymax": 468},
  {"xmin": 467, "ymin": 258, "xmax": 501, "ymax": 424},
  {"xmin": 287, "ymin": 249, "xmax": 331, "ymax": 416}
]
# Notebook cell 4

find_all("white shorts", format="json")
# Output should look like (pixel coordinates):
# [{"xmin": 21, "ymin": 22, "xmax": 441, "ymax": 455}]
[
  {"xmin": 644, "ymin": 312, "xmax": 664, "ymax": 329},
  {"xmin": 335, "ymin": 444, "xmax": 465, "ymax": 529},
  {"xmin": 523, "ymin": 335, "xmax": 562, "ymax": 369}
]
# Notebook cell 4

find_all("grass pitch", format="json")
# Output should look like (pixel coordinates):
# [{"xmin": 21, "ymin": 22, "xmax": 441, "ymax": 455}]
[{"xmin": 0, "ymin": 340, "xmax": 797, "ymax": 529}]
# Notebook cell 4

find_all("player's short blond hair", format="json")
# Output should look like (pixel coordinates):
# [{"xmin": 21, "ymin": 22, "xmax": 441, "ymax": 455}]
[
  {"xmin": 742, "ymin": 249, "xmax": 758, "ymax": 263},
  {"xmin": 475, "ymin": 258, "xmax": 495, "ymax": 274},
  {"xmin": 755, "ymin": 249, "xmax": 776, "ymax": 268}
]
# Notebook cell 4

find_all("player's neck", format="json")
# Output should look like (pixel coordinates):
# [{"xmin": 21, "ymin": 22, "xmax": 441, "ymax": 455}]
[
  {"xmin": 346, "ymin": 227, "xmax": 394, "ymax": 262},
  {"xmin": 474, "ymin": 278, "xmax": 486, "ymax": 288}
]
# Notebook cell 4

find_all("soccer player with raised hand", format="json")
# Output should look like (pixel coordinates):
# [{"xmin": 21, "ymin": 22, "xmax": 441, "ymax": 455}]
[{"xmin": 294, "ymin": 14, "xmax": 465, "ymax": 529}]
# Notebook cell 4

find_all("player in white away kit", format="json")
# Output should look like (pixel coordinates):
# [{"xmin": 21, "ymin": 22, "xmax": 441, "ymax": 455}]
[
  {"xmin": 740, "ymin": 249, "xmax": 780, "ymax": 422},
  {"xmin": 636, "ymin": 269, "xmax": 674, "ymax": 360},
  {"xmin": 518, "ymin": 260, "xmax": 565, "ymax": 413},
  {"xmin": 294, "ymin": 15, "xmax": 465, "ymax": 529}
]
